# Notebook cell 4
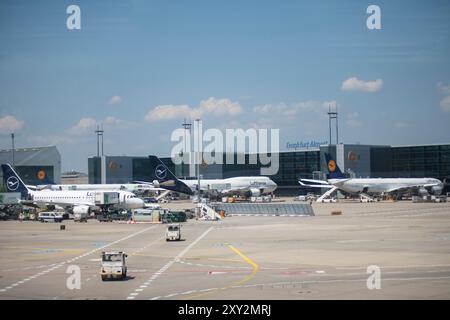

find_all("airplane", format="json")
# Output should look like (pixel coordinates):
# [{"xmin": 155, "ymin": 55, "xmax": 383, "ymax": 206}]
[
  {"xmin": 299, "ymin": 153, "xmax": 444, "ymax": 200},
  {"xmin": 33, "ymin": 182, "xmax": 165, "ymax": 194},
  {"xmin": 1, "ymin": 164, "xmax": 144, "ymax": 214},
  {"xmin": 141, "ymin": 156, "xmax": 278, "ymax": 198}
]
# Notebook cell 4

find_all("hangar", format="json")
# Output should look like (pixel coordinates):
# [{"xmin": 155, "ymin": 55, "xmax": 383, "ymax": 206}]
[{"xmin": 0, "ymin": 146, "xmax": 61, "ymax": 187}]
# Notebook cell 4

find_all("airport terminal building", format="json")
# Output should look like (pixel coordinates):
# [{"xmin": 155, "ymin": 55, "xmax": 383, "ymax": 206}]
[
  {"xmin": 88, "ymin": 143, "xmax": 450, "ymax": 196},
  {"xmin": 0, "ymin": 146, "xmax": 62, "ymax": 187}
]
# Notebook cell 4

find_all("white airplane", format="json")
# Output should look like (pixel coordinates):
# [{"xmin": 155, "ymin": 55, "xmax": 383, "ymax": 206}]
[
  {"xmin": 299, "ymin": 153, "xmax": 444, "ymax": 198},
  {"xmin": 180, "ymin": 176, "xmax": 277, "ymax": 198},
  {"xmin": 34, "ymin": 183, "xmax": 165, "ymax": 193},
  {"xmin": 142, "ymin": 156, "xmax": 278, "ymax": 198},
  {"xmin": 2, "ymin": 164, "xmax": 144, "ymax": 214}
]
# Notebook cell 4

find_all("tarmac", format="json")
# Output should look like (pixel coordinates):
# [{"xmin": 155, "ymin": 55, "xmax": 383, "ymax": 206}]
[{"xmin": 0, "ymin": 199, "xmax": 450, "ymax": 300}]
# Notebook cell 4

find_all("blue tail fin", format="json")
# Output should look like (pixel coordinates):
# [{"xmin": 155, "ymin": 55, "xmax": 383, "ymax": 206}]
[
  {"xmin": 324, "ymin": 153, "xmax": 345, "ymax": 179},
  {"xmin": 1, "ymin": 164, "xmax": 30, "ymax": 198},
  {"xmin": 147, "ymin": 156, "xmax": 193, "ymax": 195}
]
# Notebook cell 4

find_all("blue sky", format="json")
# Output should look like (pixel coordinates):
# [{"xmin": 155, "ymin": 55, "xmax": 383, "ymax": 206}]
[{"xmin": 0, "ymin": 0, "xmax": 449, "ymax": 172}]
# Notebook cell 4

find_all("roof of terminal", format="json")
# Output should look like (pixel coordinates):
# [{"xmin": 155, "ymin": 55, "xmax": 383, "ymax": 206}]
[{"xmin": 0, "ymin": 146, "xmax": 57, "ymax": 153}]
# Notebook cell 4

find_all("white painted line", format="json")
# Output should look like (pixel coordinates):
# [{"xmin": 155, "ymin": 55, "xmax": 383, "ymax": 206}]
[
  {"xmin": 127, "ymin": 227, "xmax": 214, "ymax": 299},
  {"xmin": 0, "ymin": 225, "xmax": 156, "ymax": 293}
]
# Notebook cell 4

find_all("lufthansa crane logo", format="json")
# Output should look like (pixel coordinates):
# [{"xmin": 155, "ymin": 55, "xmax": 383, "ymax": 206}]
[
  {"xmin": 155, "ymin": 164, "xmax": 167, "ymax": 180},
  {"xmin": 37, "ymin": 170, "xmax": 46, "ymax": 180},
  {"xmin": 6, "ymin": 176, "xmax": 19, "ymax": 191},
  {"xmin": 328, "ymin": 159, "xmax": 336, "ymax": 172},
  {"xmin": 348, "ymin": 151, "xmax": 358, "ymax": 162}
]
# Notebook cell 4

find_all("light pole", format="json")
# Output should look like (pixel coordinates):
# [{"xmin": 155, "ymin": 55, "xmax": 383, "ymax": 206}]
[
  {"xmin": 11, "ymin": 133, "xmax": 15, "ymax": 168},
  {"xmin": 327, "ymin": 103, "xmax": 338, "ymax": 144},
  {"xmin": 195, "ymin": 119, "xmax": 202, "ymax": 200},
  {"xmin": 95, "ymin": 125, "xmax": 104, "ymax": 157},
  {"xmin": 181, "ymin": 119, "xmax": 192, "ymax": 177}
]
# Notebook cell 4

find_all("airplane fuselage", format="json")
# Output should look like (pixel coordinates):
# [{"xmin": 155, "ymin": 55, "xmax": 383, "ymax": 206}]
[
  {"xmin": 329, "ymin": 178, "xmax": 443, "ymax": 195},
  {"xmin": 181, "ymin": 176, "xmax": 277, "ymax": 196},
  {"xmin": 28, "ymin": 190, "xmax": 144, "ymax": 210},
  {"xmin": 37, "ymin": 183, "xmax": 158, "ymax": 193}
]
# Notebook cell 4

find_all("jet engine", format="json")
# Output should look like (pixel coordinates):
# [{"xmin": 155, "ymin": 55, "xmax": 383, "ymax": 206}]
[
  {"xmin": 247, "ymin": 188, "xmax": 262, "ymax": 197},
  {"xmin": 431, "ymin": 185, "xmax": 443, "ymax": 196},
  {"xmin": 152, "ymin": 180, "xmax": 160, "ymax": 188},
  {"xmin": 418, "ymin": 188, "xmax": 429, "ymax": 196},
  {"xmin": 73, "ymin": 205, "xmax": 91, "ymax": 215}
]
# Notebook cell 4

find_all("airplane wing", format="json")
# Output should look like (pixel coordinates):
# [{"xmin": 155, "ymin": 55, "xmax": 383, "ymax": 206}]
[
  {"xmin": 133, "ymin": 180, "xmax": 155, "ymax": 185},
  {"xmin": 385, "ymin": 182, "xmax": 442, "ymax": 194},
  {"xmin": 299, "ymin": 179, "xmax": 334, "ymax": 188}
]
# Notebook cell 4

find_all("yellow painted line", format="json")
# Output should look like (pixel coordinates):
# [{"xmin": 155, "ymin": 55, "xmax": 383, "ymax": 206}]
[
  {"xmin": 185, "ymin": 244, "xmax": 259, "ymax": 300},
  {"xmin": 226, "ymin": 244, "xmax": 259, "ymax": 286}
]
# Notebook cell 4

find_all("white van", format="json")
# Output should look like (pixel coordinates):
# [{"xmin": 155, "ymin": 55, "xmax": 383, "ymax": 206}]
[{"xmin": 38, "ymin": 211, "xmax": 64, "ymax": 223}]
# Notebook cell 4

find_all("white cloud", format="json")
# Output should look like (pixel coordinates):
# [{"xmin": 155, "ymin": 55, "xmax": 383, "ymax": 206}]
[
  {"xmin": 28, "ymin": 135, "xmax": 74, "ymax": 146},
  {"xmin": 341, "ymin": 77, "xmax": 383, "ymax": 92},
  {"xmin": 394, "ymin": 121, "xmax": 408, "ymax": 129},
  {"xmin": 145, "ymin": 97, "xmax": 243, "ymax": 122},
  {"xmin": 104, "ymin": 116, "xmax": 123, "ymax": 125},
  {"xmin": 199, "ymin": 97, "xmax": 243, "ymax": 116},
  {"xmin": 437, "ymin": 82, "xmax": 450, "ymax": 94},
  {"xmin": 346, "ymin": 112, "xmax": 363, "ymax": 127},
  {"xmin": 0, "ymin": 115, "xmax": 24, "ymax": 134},
  {"xmin": 253, "ymin": 100, "xmax": 335, "ymax": 116},
  {"xmin": 108, "ymin": 95, "xmax": 122, "ymax": 105},
  {"xmin": 66, "ymin": 117, "xmax": 97, "ymax": 136},
  {"xmin": 439, "ymin": 96, "xmax": 450, "ymax": 112}
]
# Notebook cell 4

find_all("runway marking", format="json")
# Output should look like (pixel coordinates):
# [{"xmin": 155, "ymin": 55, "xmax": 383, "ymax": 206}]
[
  {"xmin": 129, "ymin": 236, "xmax": 165, "ymax": 256},
  {"xmin": 226, "ymin": 244, "xmax": 259, "ymax": 285},
  {"xmin": 152, "ymin": 275, "xmax": 450, "ymax": 300},
  {"xmin": 0, "ymin": 262, "xmax": 60, "ymax": 273},
  {"xmin": 0, "ymin": 225, "xmax": 156, "ymax": 294},
  {"xmin": 126, "ymin": 227, "xmax": 213, "ymax": 300},
  {"xmin": 184, "ymin": 244, "xmax": 259, "ymax": 300},
  {"xmin": 177, "ymin": 260, "xmax": 250, "ymax": 270}
]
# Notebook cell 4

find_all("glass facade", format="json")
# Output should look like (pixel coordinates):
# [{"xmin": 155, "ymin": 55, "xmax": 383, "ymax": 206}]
[
  {"xmin": 88, "ymin": 157, "xmax": 102, "ymax": 184},
  {"xmin": 391, "ymin": 145, "xmax": 450, "ymax": 181},
  {"xmin": 87, "ymin": 143, "xmax": 450, "ymax": 194}
]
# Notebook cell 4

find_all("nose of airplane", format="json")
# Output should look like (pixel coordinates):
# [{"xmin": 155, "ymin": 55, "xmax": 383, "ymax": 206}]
[{"xmin": 131, "ymin": 197, "xmax": 145, "ymax": 208}]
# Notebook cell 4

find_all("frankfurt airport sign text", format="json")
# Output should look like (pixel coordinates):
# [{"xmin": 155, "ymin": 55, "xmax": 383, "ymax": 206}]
[
  {"xmin": 286, "ymin": 140, "xmax": 328, "ymax": 150},
  {"xmin": 170, "ymin": 125, "xmax": 280, "ymax": 176}
]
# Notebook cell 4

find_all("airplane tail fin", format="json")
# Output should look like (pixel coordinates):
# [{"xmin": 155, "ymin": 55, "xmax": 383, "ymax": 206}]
[
  {"xmin": 147, "ymin": 156, "xmax": 193, "ymax": 195},
  {"xmin": 1, "ymin": 164, "xmax": 30, "ymax": 198},
  {"xmin": 324, "ymin": 153, "xmax": 345, "ymax": 179}
]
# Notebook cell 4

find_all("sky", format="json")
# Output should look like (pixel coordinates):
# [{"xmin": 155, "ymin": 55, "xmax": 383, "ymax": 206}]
[{"xmin": 0, "ymin": 0, "xmax": 449, "ymax": 172}]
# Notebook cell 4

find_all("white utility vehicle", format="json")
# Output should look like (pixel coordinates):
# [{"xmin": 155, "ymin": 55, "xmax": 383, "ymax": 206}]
[
  {"xmin": 100, "ymin": 251, "xmax": 128, "ymax": 281},
  {"xmin": 38, "ymin": 211, "xmax": 64, "ymax": 223},
  {"xmin": 166, "ymin": 223, "xmax": 181, "ymax": 241}
]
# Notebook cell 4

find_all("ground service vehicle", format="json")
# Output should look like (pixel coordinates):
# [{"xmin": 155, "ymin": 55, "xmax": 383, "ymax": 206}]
[
  {"xmin": 38, "ymin": 211, "xmax": 63, "ymax": 223},
  {"xmin": 166, "ymin": 223, "xmax": 181, "ymax": 241},
  {"xmin": 74, "ymin": 212, "xmax": 88, "ymax": 222},
  {"xmin": 100, "ymin": 251, "xmax": 127, "ymax": 281}
]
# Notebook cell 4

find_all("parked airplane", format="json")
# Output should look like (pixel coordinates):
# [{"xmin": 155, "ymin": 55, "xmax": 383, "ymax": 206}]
[
  {"xmin": 34, "ymin": 182, "xmax": 165, "ymax": 193},
  {"xmin": 2, "ymin": 164, "xmax": 144, "ymax": 214},
  {"xmin": 142, "ymin": 156, "xmax": 278, "ymax": 198},
  {"xmin": 299, "ymin": 153, "xmax": 443, "ymax": 198}
]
